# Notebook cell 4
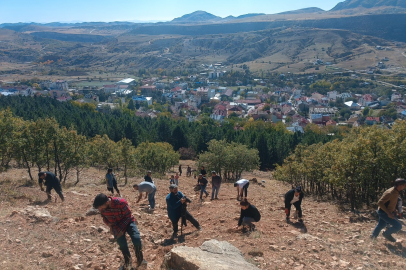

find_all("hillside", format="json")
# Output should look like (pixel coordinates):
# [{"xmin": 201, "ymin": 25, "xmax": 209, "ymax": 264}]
[
  {"xmin": 332, "ymin": 0, "xmax": 406, "ymax": 10},
  {"xmin": 1, "ymin": 165, "xmax": 406, "ymax": 270},
  {"xmin": 171, "ymin": 11, "xmax": 222, "ymax": 23},
  {"xmin": 279, "ymin": 7, "xmax": 325, "ymax": 14}
]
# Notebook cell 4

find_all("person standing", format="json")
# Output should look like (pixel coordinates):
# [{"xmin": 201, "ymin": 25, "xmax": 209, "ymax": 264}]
[
  {"xmin": 197, "ymin": 174, "xmax": 209, "ymax": 200},
  {"xmin": 106, "ymin": 168, "xmax": 120, "ymax": 196},
  {"xmin": 200, "ymin": 166, "xmax": 207, "ymax": 177},
  {"xmin": 174, "ymin": 172, "xmax": 179, "ymax": 186},
  {"xmin": 187, "ymin": 166, "xmax": 191, "ymax": 177},
  {"xmin": 284, "ymin": 186, "xmax": 304, "ymax": 223},
  {"xmin": 38, "ymin": 171, "xmax": 64, "ymax": 202},
  {"xmin": 234, "ymin": 198, "xmax": 261, "ymax": 232},
  {"xmin": 133, "ymin": 182, "xmax": 157, "ymax": 211},
  {"xmin": 169, "ymin": 175, "xmax": 175, "ymax": 185},
  {"xmin": 143, "ymin": 171, "xmax": 153, "ymax": 199},
  {"xmin": 211, "ymin": 171, "xmax": 222, "ymax": 200},
  {"xmin": 234, "ymin": 179, "xmax": 250, "ymax": 201},
  {"xmin": 166, "ymin": 184, "xmax": 201, "ymax": 238},
  {"xmin": 178, "ymin": 165, "xmax": 182, "ymax": 176},
  {"xmin": 371, "ymin": 178, "xmax": 406, "ymax": 242},
  {"xmin": 93, "ymin": 194, "xmax": 146, "ymax": 270}
]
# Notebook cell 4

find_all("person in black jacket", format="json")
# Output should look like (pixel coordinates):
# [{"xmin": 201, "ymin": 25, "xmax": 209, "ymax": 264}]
[
  {"xmin": 234, "ymin": 198, "xmax": 261, "ymax": 232},
  {"xmin": 284, "ymin": 186, "xmax": 304, "ymax": 223},
  {"xmin": 197, "ymin": 174, "xmax": 209, "ymax": 200},
  {"xmin": 38, "ymin": 171, "xmax": 65, "ymax": 202}
]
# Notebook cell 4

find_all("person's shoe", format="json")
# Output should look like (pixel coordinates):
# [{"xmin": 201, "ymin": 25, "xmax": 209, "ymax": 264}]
[
  {"xmin": 137, "ymin": 259, "xmax": 148, "ymax": 269},
  {"xmin": 370, "ymin": 234, "xmax": 377, "ymax": 240},
  {"xmin": 286, "ymin": 217, "xmax": 290, "ymax": 223},
  {"xmin": 197, "ymin": 226, "xmax": 203, "ymax": 231},
  {"xmin": 215, "ymin": 197, "xmax": 219, "ymax": 200},
  {"xmin": 298, "ymin": 219, "xmax": 304, "ymax": 224},
  {"xmin": 250, "ymin": 224, "xmax": 256, "ymax": 231},
  {"xmin": 171, "ymin": 232, "xmax": 178, "ymax": 239},
  {"xmin": 210, "ymin": 198, "xmax": 214, "ymax": 201},
  {"xmin": 242, "ymin": 227, "xmax": 249, "ymax": 233},
  {"xmin": 205, "ymin": 192, "xmax": 209, "ymax": 198},
  {"xmin": 382, "ymin": 232, "xmax": 397, "ymax": 242}
]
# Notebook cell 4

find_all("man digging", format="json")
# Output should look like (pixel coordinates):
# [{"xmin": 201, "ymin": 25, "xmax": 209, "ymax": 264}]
[
  {"xmin": 38, "ymin": 171, "xmax": 64, "ymax": 202},
  {"xmin": 93, "ymin": 193, "xmax": 147, "ymax": 270}
]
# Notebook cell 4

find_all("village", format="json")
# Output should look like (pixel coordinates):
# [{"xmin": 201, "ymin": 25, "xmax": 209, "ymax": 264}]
[{"xmin": 1, "ymin": 65, "xmax": 405, "ymax": 133}]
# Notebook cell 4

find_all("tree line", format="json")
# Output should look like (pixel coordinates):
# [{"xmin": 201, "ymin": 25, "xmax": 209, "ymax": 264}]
[
  {"xmin": 274, "ymin": 122, "xmax": 406, "ymax": 210},
  {"xmin": 0, "ymin": 96, "xmax": 344, "ymax": 171}
]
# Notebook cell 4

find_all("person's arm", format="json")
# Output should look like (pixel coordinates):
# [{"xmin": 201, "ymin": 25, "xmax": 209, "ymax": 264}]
[
  {"xmin": 236, "ymin": 209, "xmax": 243, "ymax": 228},
  {"xmin": 39, "ymin": 178, "xmax": 44, "ymax": 191},
  {"xmin": 378, "ymin": 192, "xmax": 395, "ymax": 217},
  {"xmin": 136, "ymin": 192, "xmax": 143, "ymax": 203}
]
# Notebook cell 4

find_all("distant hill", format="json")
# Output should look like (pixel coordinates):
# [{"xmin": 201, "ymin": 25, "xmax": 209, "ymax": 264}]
[
  {"xmin": 278, "ymin": 7, "xmax": 325, "ymax": 14},
  {"xmin": 171, "ymin": 11, "xmax": 222, "ymax": 23},
  {"xmin": 331, "ymin": 0, "xmax": 406, "ymax": 11}
]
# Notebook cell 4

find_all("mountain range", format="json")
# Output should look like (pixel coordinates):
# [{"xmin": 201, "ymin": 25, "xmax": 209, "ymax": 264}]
[{"xmin": 332, "ymin": 0, "xmax": 406, "ymax": 10}]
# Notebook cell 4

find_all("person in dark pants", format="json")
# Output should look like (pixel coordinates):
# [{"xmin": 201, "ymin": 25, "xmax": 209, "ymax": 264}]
[
  {"xmin": 284, "ymin": 186, "xmax": 304, "ymax": 223},
  {"xmin": 234, "ymin": 198, "xmax": 261, "ymax": 232},
  {"xmin": 211, "ymin": 171, "xmax": 222, "ymax": 200},
  {"xmin": 166, "ymin": 184, "xmax": 201, "ymax": 238},
  {"xmin": 234, "ymin": 179, "xmax": 250, "ymax": 201},
  {"xmin": 371, "ymin": 178, "xmax": 406, "ymax": 242},
  {"xmin": 187, "ymin": 166, "xmax": 191, "ymax": 177},
  {"xmin": 197, "ymin": 174, "xmax": 209, "ymax": 199},
  {"xmin": 106, "ymin": 168, "xmax": 120, "ymax": 196},
  {"xmin": 38, "ymin": 171, "xmax": 64, "ymax": 202},
  {"xmin": 93, "ymin": 194, "xmax": 147, "ymax": 270},
  {"xmin": 178, "ymin": 165, "xmax": 182, "ymax": 176},
  {"xmin": 143, "ymin": 171, "xmax": 153, "ymax": 199}
]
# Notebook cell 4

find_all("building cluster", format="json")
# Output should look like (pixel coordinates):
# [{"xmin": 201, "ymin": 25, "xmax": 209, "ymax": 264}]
[{"xmin": 2, "ymin": 71, "xmax": 406, "ymax": 133}]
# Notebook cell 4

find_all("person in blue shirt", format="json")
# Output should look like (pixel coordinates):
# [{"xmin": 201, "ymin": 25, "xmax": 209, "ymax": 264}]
[{"xmin": 166, "ymin": 184, "xmax": 201, "ymax": 238}]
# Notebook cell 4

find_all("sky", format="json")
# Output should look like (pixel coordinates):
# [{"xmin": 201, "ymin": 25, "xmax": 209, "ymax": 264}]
[{"xmin": 0, "ymin": 0, "xmax": 345, "ymax": 24}]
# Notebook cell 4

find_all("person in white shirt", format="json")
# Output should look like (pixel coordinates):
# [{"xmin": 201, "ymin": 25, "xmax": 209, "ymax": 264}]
[{"xmin": 234, "ymin": 179, "xmax": 250, "ymax": 201}]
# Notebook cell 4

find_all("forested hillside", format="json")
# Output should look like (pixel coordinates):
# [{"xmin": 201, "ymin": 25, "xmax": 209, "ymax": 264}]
[{"xmin": 0, "ymin": 96, "xmax": 343, "ymax": 170}]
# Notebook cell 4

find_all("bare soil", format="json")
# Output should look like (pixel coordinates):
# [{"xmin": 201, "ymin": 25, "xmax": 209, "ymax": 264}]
[{"xmin": 1, "ymin": 162, "xmax": 406, "ymax": 270}]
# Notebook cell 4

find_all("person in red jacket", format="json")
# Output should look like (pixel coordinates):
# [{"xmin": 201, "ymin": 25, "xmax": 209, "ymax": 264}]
[{"xmin": 93, "ymin": 194, "xmax": 147, "ymax": 270}]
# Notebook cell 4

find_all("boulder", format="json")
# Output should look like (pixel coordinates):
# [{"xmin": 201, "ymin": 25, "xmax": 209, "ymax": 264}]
[
  {"xmin": 162, "ymin": 239, "xmax": 260, "ymax": 270},
  {"xmin": 19, "ymin": 206, "xmax": 52, "ymax": 221}
]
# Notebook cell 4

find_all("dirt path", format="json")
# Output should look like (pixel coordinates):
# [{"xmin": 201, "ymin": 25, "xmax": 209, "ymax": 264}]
[{"xmin": 1, "ymin": 167, "xmax": 406, "ymax": 269}]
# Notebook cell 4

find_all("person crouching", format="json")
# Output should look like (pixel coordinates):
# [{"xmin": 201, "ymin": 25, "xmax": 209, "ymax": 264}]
[{"xmin": 234, "ymin": 198, "xmax": 261, "ymax": 232}]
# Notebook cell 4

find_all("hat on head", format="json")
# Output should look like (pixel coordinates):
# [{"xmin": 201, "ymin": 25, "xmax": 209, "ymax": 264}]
[
  {"xmin": 211, "ymin": 171, "xmax": 216, "ymax": 174},
  {"xmin": 198, "ymin": 174, "xmax": 202, "ymax": 176},
  {"xmin": 295, "ymin": 186, "xmax": 302, "ymax": 192},
  {"xmin": 147, "ymin": 170, "xmax": 151, "ymax": 173},
  {"xmin": 169, "ymin": 184, "xmax": 178, "ymax": 190}
]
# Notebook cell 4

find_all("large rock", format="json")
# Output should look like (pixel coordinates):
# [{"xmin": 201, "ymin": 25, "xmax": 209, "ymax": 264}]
[
  {"xmin": 19, "ymin": 206, "xmax": 52, "ymax": 221},
  {"xmin": 162, "ymin": 239, "xmax": 260, "ymax": 270}
]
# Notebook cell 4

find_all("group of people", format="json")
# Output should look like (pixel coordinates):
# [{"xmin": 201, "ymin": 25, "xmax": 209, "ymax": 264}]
[{"xmin": 36, "ymin": 167, "xmax": 405, "ymax": 270}]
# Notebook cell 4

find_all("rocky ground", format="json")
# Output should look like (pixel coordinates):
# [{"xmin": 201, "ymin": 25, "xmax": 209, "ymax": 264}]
[{"xmin": 1, "ymin": 162, "xmax": 406, "ymax": 270}]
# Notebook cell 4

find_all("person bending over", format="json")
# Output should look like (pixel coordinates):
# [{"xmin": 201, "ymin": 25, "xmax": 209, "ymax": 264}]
[
  {"xmin": 284, "ymin": 186, "xmax": 304, "ymax": 223},
  {"xmin": 93, "ymin": 194, "xmax": 147, "ymax": 270},
  {"xmin": 234, "ymin": 179, "xmax": 250, "ymax": 201}
]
